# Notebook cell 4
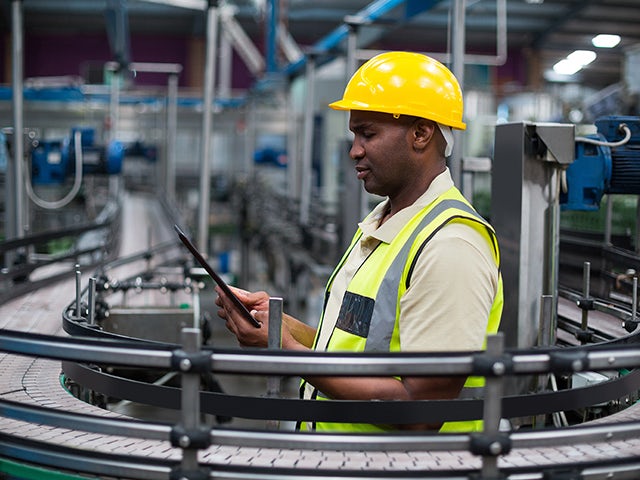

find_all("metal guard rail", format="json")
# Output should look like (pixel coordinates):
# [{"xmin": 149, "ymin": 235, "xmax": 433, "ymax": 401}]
[
  {"xmin": 6, "ymin": 326, "xmax": 640, "ymax": 424},
  {"xmin": 3, "ymin": 431, "xmax": 640, "ymax": 480},
  {"xmin": 3, "ymin": 328, "xmax": 640, "ymax": 479},
  {"xmin": 3, "ymin": 327, "xmax": 640, "ymax": 377},
  {"xmin": 0, "ymin": 198, "xmax": 122, "ymax": 304}
]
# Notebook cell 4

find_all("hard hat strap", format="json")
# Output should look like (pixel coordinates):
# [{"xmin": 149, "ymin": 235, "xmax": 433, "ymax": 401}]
[{"xmin": 437, "ymin": 123, "xmax": 454, "ymax": 157}]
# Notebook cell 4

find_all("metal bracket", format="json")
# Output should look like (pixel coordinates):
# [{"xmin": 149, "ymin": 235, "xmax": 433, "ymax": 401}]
[{"xmin": 171, "ymin": 349, "xmax": 211, "ymax": 374}]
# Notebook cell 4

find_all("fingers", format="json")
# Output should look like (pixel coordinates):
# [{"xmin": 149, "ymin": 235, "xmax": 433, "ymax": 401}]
[
  {"xmin": 252, "ymin": 309, "xmax": 267, "ymax": 325},
  {"xmin": 225, "ymin": 317, "xmax": 238, "ymax": 336},
  {"xmin": 229, "ymin": 286, "xmax": 251, "ymax": 296}
]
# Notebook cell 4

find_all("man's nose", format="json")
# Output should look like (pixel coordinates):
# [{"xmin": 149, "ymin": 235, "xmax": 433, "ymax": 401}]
[{"xmin": 349, "ymin": 140, "xmax": 364, "ymax": 160}]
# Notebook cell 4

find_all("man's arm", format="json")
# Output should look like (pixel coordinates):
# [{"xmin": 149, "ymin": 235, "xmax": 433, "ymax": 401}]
[
  {"xmin": 282, "ymin": 313, "xmax": 316, "ymax": 348},
  {"xmin": 217, "ymin": 285, "xmax": 468, "ymax": 430}
]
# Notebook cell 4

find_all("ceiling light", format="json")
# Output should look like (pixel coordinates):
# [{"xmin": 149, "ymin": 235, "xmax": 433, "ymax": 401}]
[
  {"xmin": 592, "ymin": 34, "xmax": 621, "ymax": 48},
  {"xmin": 138, "ymin": 0, "xmax": 206, "ymax": 10},
  {"xmin": 544, "ymin": 70, "xmax": 578, "ymax": 83},
  {"xmin": 553, "ymin": 59, "xmax": 582, "ymax": 76},
  {"xmin": 567, "ymin": 50, "xmax": 597, "ymax": 66}
]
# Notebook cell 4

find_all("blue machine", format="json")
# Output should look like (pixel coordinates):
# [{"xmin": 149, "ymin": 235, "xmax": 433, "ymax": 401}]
[
  {"xmin": 31, "ymin": 127, "xmax": 124, "ymax": 185},
  {"xmin": 561, "ymin": 116, "xmax": 640, "ymax": 211},
  {"xmin": 253, "ymin": 147, "xmax": 288, "ymax": 168}
]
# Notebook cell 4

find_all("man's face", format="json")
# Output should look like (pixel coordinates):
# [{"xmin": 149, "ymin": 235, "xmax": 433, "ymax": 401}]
[{"xmin": 348, "ymin": 110, "xmax": 418, "ymax": 199}]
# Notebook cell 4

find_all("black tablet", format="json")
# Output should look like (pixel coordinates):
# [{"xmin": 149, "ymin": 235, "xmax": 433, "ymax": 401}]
[{"xmin": 174, "ymin": 224, "xmax": 261, "ymax": 328}]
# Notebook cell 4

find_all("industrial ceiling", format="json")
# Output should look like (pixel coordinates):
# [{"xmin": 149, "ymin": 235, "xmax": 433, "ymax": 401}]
[{"xmin": 2, "ymin": 0, "xmax": 640, "ymax": 92}]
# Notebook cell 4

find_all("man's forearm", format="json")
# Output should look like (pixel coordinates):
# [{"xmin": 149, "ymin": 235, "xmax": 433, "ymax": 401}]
[{"xmin": 282, "ymin": 313, "xmax": 316, "ymax": 348}]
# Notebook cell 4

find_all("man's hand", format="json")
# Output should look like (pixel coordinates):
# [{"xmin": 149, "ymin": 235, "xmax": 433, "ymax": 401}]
[{"xmin": 215, "ymin": 286, "xmax": 270, "ymax": 347}]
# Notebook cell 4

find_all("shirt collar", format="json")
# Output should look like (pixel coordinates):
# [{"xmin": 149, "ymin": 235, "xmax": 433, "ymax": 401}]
[{"xmin": 358, "ymin": 167, "xmax": 454, "ymax": 244}]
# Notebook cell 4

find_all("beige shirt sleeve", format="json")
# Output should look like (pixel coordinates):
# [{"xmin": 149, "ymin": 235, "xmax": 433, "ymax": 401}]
[{"xmin": 399, "ymin": 221, "xmax": 499, "ymax": 352}]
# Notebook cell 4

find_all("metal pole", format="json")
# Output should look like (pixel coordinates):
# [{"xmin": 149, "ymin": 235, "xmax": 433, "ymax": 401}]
[
  {"xmin": 449, "ymin": 0, "xmax": 466, "ymax": 188},
  {"xmin": 581, "ymin": 261, "xmax": 591, "ymax": 332},
  {"xmin": 265, "ymin": 0, "xmax": 279, "ymax": 73},
  {"xmin": 166, "ymin": 73, "xmax": 178, "ymax": 202},
  {"xmin": 11, "ymin": 0, "xmax": 25, "ymax": 240},
  {"xmin": 109, "ymin": 67, "xmax": 120, "ymax": 143},
  {"xmin": 179, "ymin": 327, "xmax": 202, "ymax": 472},
  {"xmin": 75, "ymin": 264, "xmax": 83, "ymax": 320},
  {"xmin": 537, "ymin": 294, "xmax": 554, "ymax": 347},
  {"xmin": 535, "ymin": 294, "xmax": 554, "ymax": 428},
  {"xmin": 268, "ymin": 297, "xmax": 283, "ymax": 350},
  {"xmin": 193, "ymin": 284, "xmax": 201, "ymax": 329},
  {"xmin": 87, "ymin": 277, "xmax": 97, "ymax": 326},
  {"xmin": 345, "ymin": 22, "xmax": 368, "ymax": 221},
  {"xmin": 633, "ymin": 277, "xmax": 638, "ymax": 325},
  {"xmin": 198, "ymin": 2, "xmax": 219, "ymax": 252},
  {"xmin": 636, "ymin": 197, "xmax": 640, "ymax": 253},
  {"xmin": 266, "ymin": 297, "xmax": 283, "ymax": 430},
  {"xmin": 219, "ymin": 28, "xmax": 233, "ymax": 99},
  {"xmin": 481, "ymin": 333, "xmax": 505, "ymax": 479},
  {"xmin": 299, "ymin": 54, "xmax": 316, "ymax": 225},
  {"xmin": 604, "ymin": 195, "xmax": 613, "ymax": 246},
  {"xmin": 545, "ymin": 164, "xmax": 562, "ymax": 342}
]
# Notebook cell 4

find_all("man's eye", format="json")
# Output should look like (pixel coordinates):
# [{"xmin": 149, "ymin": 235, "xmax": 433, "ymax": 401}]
[{"xmin": 362, "ymin": 131, "xmax": 375, "ymax": 139}]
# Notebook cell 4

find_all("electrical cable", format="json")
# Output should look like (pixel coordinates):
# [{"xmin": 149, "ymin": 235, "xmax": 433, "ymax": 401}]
[
  {"xmin": 561, "ymin": 123, "xmax": 632, "ymax": 195},
  {"xmin": 575, "ymin": 123, "xmax": 632, "ymax": 148},
  {"xmin": 25, "ymin": 129, "xmax": 84, "ymax": 210}
]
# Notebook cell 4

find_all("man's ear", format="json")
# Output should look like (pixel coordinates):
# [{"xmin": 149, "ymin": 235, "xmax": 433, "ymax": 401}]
[{"xmin": 412, "ymin": 119, "xmax": 436, "ymax": 151}]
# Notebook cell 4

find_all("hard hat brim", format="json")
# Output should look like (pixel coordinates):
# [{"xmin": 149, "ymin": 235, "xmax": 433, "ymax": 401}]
[{"xmin": 328, "ymin": 99, "xmax": 467, "ymax": 131}]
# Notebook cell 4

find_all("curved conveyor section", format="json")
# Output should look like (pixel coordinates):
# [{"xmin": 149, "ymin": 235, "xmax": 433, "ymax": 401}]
[{"xmin": 2, "ymin": 191, "xmax": 640, "ymax": 479}]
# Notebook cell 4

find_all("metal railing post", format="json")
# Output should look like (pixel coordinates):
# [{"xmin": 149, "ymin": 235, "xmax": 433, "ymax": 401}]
[
  {"xmin": 74, "ymin": 264, "xmax": 83, "ymax": 320},
  {"xmin": 480, "ymin": 333, "xmax": 506, "ymax": 479},
  {"xmin": 266, "ymin": 297, "xmax": 283, "ymax": 430},
  {"xmin": 577, "ymin": 261, "xmax": 594, "ymax": 344},
  {"xmin": 87, "ymin": 277, "xmax": 96, "ymax": 326},
  {"xmin": 178, "ymin": 327, "xmax": 202, "ymax": 474},
  {"xmin": 535, "ymin": 294, "xmax": 554, "ymax": 428}
]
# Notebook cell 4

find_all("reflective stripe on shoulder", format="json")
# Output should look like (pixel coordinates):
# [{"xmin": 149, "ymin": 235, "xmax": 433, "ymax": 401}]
[{"xmin": 364, "ymin": 198, "xmax": 483, "ymax": 352}]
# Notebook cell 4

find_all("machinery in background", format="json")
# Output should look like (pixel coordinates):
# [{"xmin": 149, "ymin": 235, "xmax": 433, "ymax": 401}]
[
  {"xmin": 30, "ymin": 127, "xmax": 124, "ymax": 185},
  {"xmin": 491, "ymin": 115, "xmax": 640, "ymax": 428},
  {"xmin": 492, "ymin": 115, "xmax": 640, "ymax": 354},
  {"xmin": 561, "ymin": 116, "xmax": 640, "ymax": 211}
]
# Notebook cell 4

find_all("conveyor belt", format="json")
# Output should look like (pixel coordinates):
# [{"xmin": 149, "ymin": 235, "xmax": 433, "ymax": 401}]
[{"xmin": 2, "ymin": 191, "xmax": 640, "ymax": 479}]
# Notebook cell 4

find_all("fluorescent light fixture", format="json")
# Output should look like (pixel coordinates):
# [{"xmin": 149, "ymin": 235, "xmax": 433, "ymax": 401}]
[
  {"xmin": 138, "ymin": 0, "xmax": 206, "ymax": 10},
  {"xmin": 553, "ymin": 59, "xmax": 582, "ymax": 76},
  {"xmin": 567, "ymin": 50, "xmax": 597, "ymax": 66},
  {"xmin": 544, "ymin": 69, "xmax": 579, "ymax": 83},
  {"xmin": 592, "ymin": 34, "xmax": 621, "ymax": 48}
]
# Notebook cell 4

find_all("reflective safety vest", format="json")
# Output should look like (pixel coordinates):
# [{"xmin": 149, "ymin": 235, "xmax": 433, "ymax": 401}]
[{"xmin": 299, "ymin": 186, "xmax": 503, "ymax": 433}]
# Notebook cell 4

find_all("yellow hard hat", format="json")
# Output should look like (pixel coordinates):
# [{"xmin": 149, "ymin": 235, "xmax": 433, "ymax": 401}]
[{"xmin": 329, "ymin": 51, "xmax": 466, "ymax": 130}]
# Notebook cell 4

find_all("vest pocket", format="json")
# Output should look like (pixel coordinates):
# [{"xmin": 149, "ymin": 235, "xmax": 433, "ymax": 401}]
[{"xmin": 336, "ymin": 291, "xmax": 375, "ymax": 337}]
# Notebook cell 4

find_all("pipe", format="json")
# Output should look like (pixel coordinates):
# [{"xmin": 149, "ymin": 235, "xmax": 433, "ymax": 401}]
[
  {"xmin": 219, "ymin": 27, "xmax": 233, "ymax": 99},
  {"xmin": 266, "ymin": 296, "xmax": 283, "ymax": 430},
  {"xmin": 282, "ymin": 0, "xmax": 416, "ymax": 77},
  {"xmin": 265, "ymin": 0, "xmax": 279, "ymax": 73},
  {"xmin": 166, "ymin": 73, "xmax": 178, "ymax": 202},
  {"xmin": 108, "ymin": 66, "xmax": 121, "ymax": 143},
  {"xmin": 299, "ymin": 55, "xmax": 316, "ymax": 225},
  {"xmin": 197, "ymin": 2, "xmax": 219, "ymax": 252},
  {"xmin": 449, "ymin": 0, "xmax": 466, "ymax": 187},
  {"xmin": 11, "ymin": 0, "xmax": 24, "ymax": 240},
  {"xmin": 345, "ymin": 23, "xmax": 368, "ymax": 221},
  {"xmin": 220, "ymin": 9, "xmax": 265, "ymax": 76},
  {"xmin": 355, "ymin": 0, "xmax": 508, "ymax": 66}
]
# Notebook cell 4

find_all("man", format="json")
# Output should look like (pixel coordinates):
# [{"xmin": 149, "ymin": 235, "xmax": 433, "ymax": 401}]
[{"xmin": 216, "ymin": 51, "xmax": 503, "ymax": 432}]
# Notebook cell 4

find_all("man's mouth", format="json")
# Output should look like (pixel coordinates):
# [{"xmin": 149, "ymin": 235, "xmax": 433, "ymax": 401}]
[{"xmin": 355, "ymin": 166, "xmax": 369, "ymax": 180}]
